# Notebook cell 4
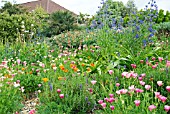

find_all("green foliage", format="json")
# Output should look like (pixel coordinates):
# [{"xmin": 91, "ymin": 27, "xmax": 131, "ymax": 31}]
[
  {"xmin": 0, "ymin": 78, "xmax": 23, "ymax": 113},
  {"xmin": 0, "ymin": 6, "xmax": 49, "ymax": 43},
  {"xmin": 45, "ymin": 11, "xmax": 77, "ymax": 37},
  {"xmin": 0, "ymin": 2, "xmax": 26, "ymax": 15},
  {"xmin": 47, "ymin": 30, "xmax": 97, "ymax": 49}
]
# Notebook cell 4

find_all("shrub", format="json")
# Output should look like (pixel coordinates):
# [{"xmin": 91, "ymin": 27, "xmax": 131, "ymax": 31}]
[{"xmin": 44, "ymin": 11, "xmax": 77, "ymax": 37}]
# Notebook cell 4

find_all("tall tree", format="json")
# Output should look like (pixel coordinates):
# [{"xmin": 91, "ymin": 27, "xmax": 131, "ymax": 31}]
[{"xmin": 0, "ymin": 2, "xmax": 26, "ymax": 15}]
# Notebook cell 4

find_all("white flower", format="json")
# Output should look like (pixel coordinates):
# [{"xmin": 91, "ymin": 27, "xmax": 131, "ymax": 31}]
[{"xmin": 14, "ymin": 82, "xmax": 20, "ymax": 87}]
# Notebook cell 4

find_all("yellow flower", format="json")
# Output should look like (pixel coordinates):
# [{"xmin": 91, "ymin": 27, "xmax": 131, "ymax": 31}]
[
  {"xmin": 86, "ymin": 67, "xmax": 91, "ymax": 72},
  {"xmin": 21, "ymin": 68, "xmax": 25, "ymax": 71},
  {"xmin": 42, "ymin": 78, "xmax": 48, "ymax": 82},
  {"xmin": 58, "ymin": 76, "xmax": 66, "ymax": 80}
]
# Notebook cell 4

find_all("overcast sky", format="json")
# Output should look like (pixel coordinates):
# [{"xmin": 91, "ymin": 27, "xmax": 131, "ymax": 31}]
[{"xmin": 0, "ymin": 0, "xmax": 170, "ymax": 15}]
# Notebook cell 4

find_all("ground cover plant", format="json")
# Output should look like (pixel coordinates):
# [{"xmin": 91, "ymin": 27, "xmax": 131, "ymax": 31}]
[{"xmin": 0, "ymin": 0, "xmax": 170, "ymax": 114}]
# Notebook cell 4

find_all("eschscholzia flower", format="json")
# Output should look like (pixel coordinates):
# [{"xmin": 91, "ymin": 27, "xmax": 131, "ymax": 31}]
[
  {"xmin": 108, "ymin": 70, "xmax": 113, "ymax": 75},
  {"xmin": 110, "ymin": 106, "xmax": 115, "ymax": 110},
  {"xmin": 91, "ymin": 80, "xmax": 97, "ymax": 85},
  {"xmin": 59, "ymin": 94, "xmax": 64, "ymax": 99},
  {"xmin": 42, "ymin": 78, "xmax": 48, "ymax": 82},
  {"xmin": 157, "ymin": 81, "xmax": 163, "ymax": 86},
  {"xmin": 134, "ymin": 100, "xmax": 140, "ymax": 106},
  {"xmin": 148, "ymin": 105, "xmax": 156, "ymax": 111},
  {"xmin": 166, "ymin": 86, "xmax": 170, "ymax": 92},
  {"xmin": 90, "ymin": 63, "xmax": 95, "ymax": 67},
  {"xmin": 164, "ymin": 105, "xmax": 170, "ymax": 112},
  {"xmin": 145, "ymin": 85, "xmax": 151, "ymax": 90}
]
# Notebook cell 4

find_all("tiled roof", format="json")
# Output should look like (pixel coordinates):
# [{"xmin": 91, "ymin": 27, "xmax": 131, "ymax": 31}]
[{"xmin": 20, "ymin": 0, "xmax": 76, "ymax": 15}]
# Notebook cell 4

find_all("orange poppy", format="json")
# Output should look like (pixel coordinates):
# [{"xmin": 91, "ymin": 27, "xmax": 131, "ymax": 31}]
[
  {"xmin": 81, "ymin": 63, "xmax": 85, "ymax": 67},
  {"xmin": 42, "ymin": 78, "xmax": 48, "ymax": 82},
  {"xmin": 64, "ymin": 69, "xmax": 68, "ymax": 72},
  {"xmin": 90, "ymin": 63, "xmax": 95, "ymax": 67}
]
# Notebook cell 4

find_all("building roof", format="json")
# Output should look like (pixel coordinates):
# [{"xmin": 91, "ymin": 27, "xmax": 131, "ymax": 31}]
[{"xmin": 20, "ymin": 0, "xmax": 76, "ymax": 15}]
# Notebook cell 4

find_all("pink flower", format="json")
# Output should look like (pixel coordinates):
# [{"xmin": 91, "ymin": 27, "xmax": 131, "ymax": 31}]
[
  {"xmin": 152, "ymin": 64, "xmax": 157, "ymax": 69},
  {"xmin": 89, "ymin": 88, "xmax": 93, "ymax": 93},
  {"xmin": 110, "ymin": 105, "xmax": 115, "ymax": 110},
  {"xmin": 120, "ymin": 89, "xmax": 128, "ymax": 94},
  {"xmin": 129, "ymin": 85, "xmax": 135, "ymax": 91},
  {"xmin": 17, "ymin": 59, "xmax": 21, "ymax": 64},
  {"xmin": 158, "ymin": 57, "xmax": 163, "ymax": 62},
  {"xmin": 166, "ymin": 86, "xmax": 170, "ymax": 92},
  {"xmin": 148, "ymin": 105, "xmax": 156, "ymax": 111},
  {"xmin": 135, "ymin": 88, "xmax": 144, "ymax": 93},
  {"xmin": 108, "ymin": 98, "xmax": 115, "ymax": 103},
  {"xmin": 59, "ymin": 94, "xmax": 64, "ymax": 99},
  {"xmin": 38, "ymin": 84, "xmax": 41, "ymax": 87},
  {"xmin": 132, "ymin": 73, "xmax": 138, "ymax": 78},
  {"xmin": 157, "ymin": 81, "xmax": 163, "ymax": 86},
  {"xmin": 29, "ymin": 110, "xmax": 35, "ymax": 114},
  {"xmin": 164, "ymin": 105, "xmax": 170, "ymax": 112},
  {"xmin": 109, "ymin": 94, "xmax": 114, "ymax": 98},
  {"xmin": 108, "ymin": 70, "xmax": 113, "ymax": 75},
  {"xmin": 91, "ymin": 80, "xmax": 97, "ymax": 85},
  {"xmin": 122, "ymin": 72, "xmax": 128, "ymax": 77},
  {"xmin": 139, "ymin": 81, "xmax": 145, "ymax": 86},
  {"xmin": 134, "ymin": 100, "xmax": 140, "ymax": 106},
  {"xmin": 98, "ymin": 100, "xmax": 103, "ymax": 104},
  {"xmin": 57, "ymin": 89, "xmax": 61, "ymax": 93},
  {"xmin": 101, "ymin": 103, "xmax": 106, "ymax": 108},
  {"xmin": 159, "ymin": 96, "xmax": 167, "ymax": 103},
  {"xmin": 152, "ymin": 57, "xmax": 156, "ymax": 61},
  {"xmin": 116, "ymin": 90, "xmax": 121, "ymax": 95},
  {"xmin": 131, "ymin": 64, "xmax": 137, "ymax": 69},
  {"xmin": 166, "ymin": 60, "xmax": 170, "ymax": 67},
  {"xmin": 140, "ymin": 60, "xmax": 144, "ymax": 63},
  {"xmin": 104, "ymin": 98, "xmax": 109, "ymax": 102},
  {"xmin": 138, "ymin": 77, "xmax": 143, "ymax": 81},
  {"xmin": 145, "ymin": 85, "xmax": 151, "ymax": 90},
  {"xmin": 116, "ymin": 83, "xmax": 120, "ymax": 87},
  {"xmin": 140, "ymin": 73, "xmax": 146, "ymax": 77},
  {"xmin": 154, "ymin": 92, "xmax": 160, "ymax": 98}
]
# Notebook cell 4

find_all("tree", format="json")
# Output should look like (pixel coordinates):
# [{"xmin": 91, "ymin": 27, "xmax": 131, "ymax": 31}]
[
  {"xmin": 45, "ymin": 11, "xmax": 77, "ymax": 37},
  {"xmin": 0, "ymin": 2, "xmax": 26, "ymax": 15}
]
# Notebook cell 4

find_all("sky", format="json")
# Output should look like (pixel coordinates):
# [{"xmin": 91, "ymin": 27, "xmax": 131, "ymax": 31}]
[{"xmin": 0, "ymin": 0, "xmax": 170, "ymax": 15}]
